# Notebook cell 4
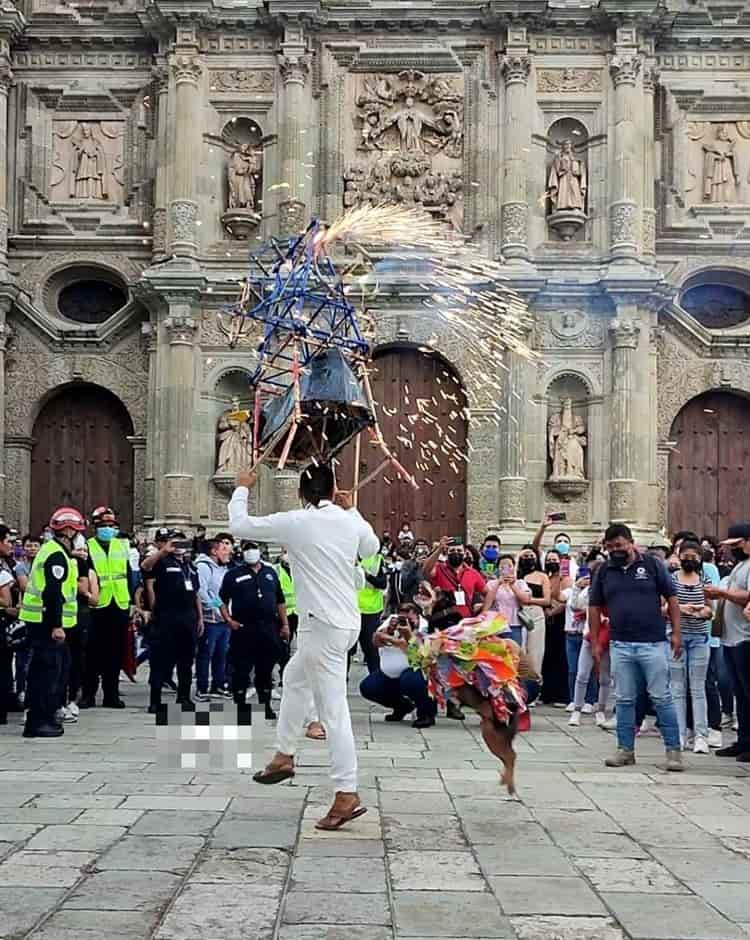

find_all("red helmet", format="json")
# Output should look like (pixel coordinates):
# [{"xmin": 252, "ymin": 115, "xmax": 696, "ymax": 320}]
[
  {"xmin": 49, "ymin": 506, "xmax": 87, "ymax": 533},
  {"xmin": 91, "ymin": 505, "xmax": 117, "ymax": 526}
]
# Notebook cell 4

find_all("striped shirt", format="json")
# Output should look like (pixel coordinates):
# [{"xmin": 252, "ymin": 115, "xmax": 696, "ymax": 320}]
[{"xmin": 671, "ymin": 572, "xmax": 710, "ymax": 633}]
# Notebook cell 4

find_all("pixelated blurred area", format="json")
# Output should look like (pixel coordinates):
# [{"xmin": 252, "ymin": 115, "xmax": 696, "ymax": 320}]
[{"xmin": 155, "ymin": 702, "xmax": 253, "ymax": 770}]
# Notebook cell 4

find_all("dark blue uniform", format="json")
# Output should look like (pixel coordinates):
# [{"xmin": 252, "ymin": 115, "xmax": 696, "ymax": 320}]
[{"xmin": 220, "ymin": 563, "xmax": 285, "ymax": 706}]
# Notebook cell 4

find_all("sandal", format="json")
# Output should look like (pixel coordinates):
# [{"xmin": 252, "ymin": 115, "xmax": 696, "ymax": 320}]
[
  {"xmin": 305, "ymin": 722, "xmax": 327, "ymax": 740},
  {"xmin": 252, "ymin": 763, "xmax": 295, "ymax": 785},
  {"xmin": 315, "ymin": 793, "xmax": 367, "ymax": 830}
]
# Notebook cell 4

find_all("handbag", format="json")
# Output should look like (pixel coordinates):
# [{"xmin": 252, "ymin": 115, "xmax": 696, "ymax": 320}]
[
  {"xmin": 517, "ymin": 606, "xmax": 535, "ymax": 632},
  {"xmin": 711, "ymin": 599, "xmax": 725, "ymax": 639}
]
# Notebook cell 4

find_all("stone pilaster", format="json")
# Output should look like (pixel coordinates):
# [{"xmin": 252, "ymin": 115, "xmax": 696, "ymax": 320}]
[
  {"xmin": 162, "ymin": 309, "xmax": 199, "ymax": 522},
  {"xmin": 151, "ymin": 61, "xmax": 169, "ymax": 260},
  {"xmin": 500, "ymin": 34, "xmax": 532, "ymax": 261},
  {"xmin": 274, "ymin": 469, "xmax": 300, "ymax": 513},
  {"xmin": 497, "ymin": 349, "xmax": 528, "ymax": 526},
  {"xmin": 168, "ymin": 52, "xmax": 203, "ymax": 257},
  {"xmin": 641, "ymin": 65, "xmax": 659, "ymax": 263},
  {"xmin": 608, "ymin": 317, "xmax": 640, "ymax": 522},
  {"xmin": 608, "ymin": 35, "xmax": 642, "ymax": 261},
  {"xmin": 0, "ymin": 306, "xmax": 11, "ymax": 516},
  {"xmin": 277, "ymin": 29, "xmax": 311, "ymax": 238},
  {"xmin": 141, "ymin": 321, "xmax": 158, "ymax": 520}
]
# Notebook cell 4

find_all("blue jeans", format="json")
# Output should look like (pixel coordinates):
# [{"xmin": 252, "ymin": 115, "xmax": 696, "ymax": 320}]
[
  {"xmin": 196, "ymin": 622, "xmax": 230, "ymax": 694},
  {"xmin": 611, "ymin": 641, "xmax": 681, "ymax": 751},
  {"xmin": 670, "ymin": 632, "xmax": 710, "ymax": 741},
  {"xmin": 566, "ymin": 634, "xmax": 597, "ymax": 705},
  {"xmin": 360, "ymin": 667, "xmax": 437, "ymax": 719}
]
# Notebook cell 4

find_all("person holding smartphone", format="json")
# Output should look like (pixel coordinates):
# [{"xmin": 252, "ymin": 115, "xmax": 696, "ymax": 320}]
[
  {"xmin": 422, "ymin": 535, "xmax": 486, "ymax": 620},
  {"xmin": 532, "ymin": 512, "xmax": 579, "ymax": 580},
  {"xmin": 481, "ymin": 554, "xmax": 531, "ymax": 647}
]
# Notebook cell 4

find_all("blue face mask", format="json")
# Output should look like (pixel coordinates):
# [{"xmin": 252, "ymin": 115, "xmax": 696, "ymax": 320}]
[
  {"xmin": 97, "ymin": 526, "xmax": 118, "ymax": 542},
  {"xmin": 555, "ymin": 541, "xmax": 570, "ymax": 555},
  {"xmin": 482, "ymin": 547, "xmax": 499, "ymax": 562}
]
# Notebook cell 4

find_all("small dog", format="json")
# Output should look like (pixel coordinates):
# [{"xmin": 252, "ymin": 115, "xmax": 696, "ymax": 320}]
[{"xmin": 454, "ymin": 685, "xmax": 519, "ymax": 795}]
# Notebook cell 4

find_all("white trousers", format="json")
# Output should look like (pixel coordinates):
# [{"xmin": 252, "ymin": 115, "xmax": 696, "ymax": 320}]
[
  {"xmin": 525, "ymin": 605, "xmax": 547, "ymax": 676},
  {"xmin": 276, "ymin": 615, "xmax": 359, "ymax": 793}
]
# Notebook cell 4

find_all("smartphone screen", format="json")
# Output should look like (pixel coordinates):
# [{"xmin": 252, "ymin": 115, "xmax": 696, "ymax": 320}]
[
  {"xmin": 578, "ymin": 565, "xmax": 590, "ymax": 579},
  {"xmin": 549, "ymin": 511, "xmax": 567, "ymax": 522},
  {"xmin": 560, "ymin": 557, "xmax": 570, "ymax": 577}
]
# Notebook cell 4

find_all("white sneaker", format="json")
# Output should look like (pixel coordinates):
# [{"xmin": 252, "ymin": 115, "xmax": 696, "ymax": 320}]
[
  {"xmin": 568, "ymin": 710, "xmax": 581, "ymax": 727},
  {"xmin": 685, "ymin": 732, "xmax": 695, "ymax": 749},
  {"xmin": 248, "ymin": 687, "xmax": 256, "ymax": 699},
  {"xmin": 565, "ymin": 702, "xmax": 576, "ymax": 713},
  {"xmin": 67, "ymin": 702, "xmax": 79, "ymax": 718},
  {"xmin": 693, "ymin": 735, "xmax": 709, "ymax": 755},
  {"xmin": 595, "ymin": 711, "xmax": 607, "ymax": 727},
  {"xmin": 581, "ymin": 703, "xmax": 594, "ymax": 715},
  {"xmin": 734, "ymin": 717, "xmax": 739, "ymax": 732},
  {"xmin": 601, "ymin": 716, "xmax": 617, "ymax": 731},
  {"xmin": 721, "ymin": 712, "xmax": 734, "ymax": 729},
  {"xmin": 271, "ymin": 688, "xmax": 282, "ymax": 701},
  {"xmin": 54, "ymin": 707, "xmax": 65, "ymax": 721},
  {"xmin": 195, "ymin": 692, "xmax": 211, "ymax": 702},
  {"xmin": 708, "ymin": 729, "xmax": 723, "ymax": 748},
  {"xmin": 640, "ymin": 717, "xmax": 658, "ymax": 736},
  {"xmin": 59, "ymin": 706, "xmax": 77, "ymax": 723}
]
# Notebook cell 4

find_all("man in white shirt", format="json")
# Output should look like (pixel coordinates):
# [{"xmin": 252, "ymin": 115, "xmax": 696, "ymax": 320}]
[{"xmin": 228, "ymin": 463, "xmax": 379, "ymax": 830}]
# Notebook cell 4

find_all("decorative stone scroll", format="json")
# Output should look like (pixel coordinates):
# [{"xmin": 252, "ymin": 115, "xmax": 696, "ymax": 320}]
[
  {"xmin": 209, "ymin": 69, "xmax": 274, "ymax": 94},
  {"xmin": 344, "ymin": 70, "xmax": 465, "ymax": 231},
  {"xmin": 537, "ymin": 69, "xmax": 602, "ymax": 93},
  {"xmin": 49, "ymin": 120, "xmax": 125, "ymax": 204}
]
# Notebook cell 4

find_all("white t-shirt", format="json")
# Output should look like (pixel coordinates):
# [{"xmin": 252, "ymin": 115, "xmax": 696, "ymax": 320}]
[{"xmin": 377, "ymin": 616, "xmax": 427, "ymax": 678}]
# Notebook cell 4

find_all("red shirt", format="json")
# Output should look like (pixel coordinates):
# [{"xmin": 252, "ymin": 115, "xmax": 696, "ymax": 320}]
[{"xmin": 430, "ymin": 563, "xmax": 486, "ymax": 618}]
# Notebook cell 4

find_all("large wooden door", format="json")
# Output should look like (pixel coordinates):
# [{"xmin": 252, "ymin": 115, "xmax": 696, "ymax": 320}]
[
  {"xmin": 668, "ymin": 391, "xmax": 750, "ymax": 538},
  {"xmin": 337, "ymin": 347, "xmax": 468, "ymax": 544},
  {"xmin": 30, "ymin": 385, "xmax": 134, "ymax": 537}
]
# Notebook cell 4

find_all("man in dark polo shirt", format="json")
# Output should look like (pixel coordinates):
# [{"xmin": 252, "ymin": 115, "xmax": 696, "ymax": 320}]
[{"xmin": 589, "ymin": 523, "xmax": 683, "ymax": 771}]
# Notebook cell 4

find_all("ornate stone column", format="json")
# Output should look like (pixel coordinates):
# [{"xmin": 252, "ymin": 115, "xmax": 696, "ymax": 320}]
[
  {"xmin": 0, "ymin": 303, "xmax": 11, "ymax": 515},
  {"xmin": 277, "ymin": 29, "xmax": 311, "ymax": 238},
  {"xmin": 608, "ymin": 38, "xmax": 642, "ymax": 261},
  {"xmin": 500, "ymin": 33, "xmax": 532, "ymax": 261},
  {"xmin": 151, "ymin": 61, "xmax": 170, "ymax": 260},
  {"xmin": 641, "ymin": 65, "xmax": 659, "ymax": 264},
  {"xmin": 168, "ymin": 52, "xmax": 203, "ymax": 257},
  {"xmin": 0, "ymin": 7, "xmax": 22, "ymax": 278},
  {"xmin": 161, "ymin": 310, "xmax": 199, "ymax": 522},
  {"xmin": 608, "ymin": 318, "xmax": 640, "ymax": 521},
  {"xmin": 497, "ymin": 349, "xmax": 528, "ymax": 526},
  {"xmin": 141, "ymin": 321, "xmax": 158, "ymax": 521}
]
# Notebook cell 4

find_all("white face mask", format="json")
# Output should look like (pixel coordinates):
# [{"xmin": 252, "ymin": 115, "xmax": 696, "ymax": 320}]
[
  {"xmin": 244, "ymin": 549, "xmax": 261, "ymax": 565},
  {"xmin": 73, "ymin": 534, "xmax": 86, "ymax": 550},
  {"xmin": 395, "ymin": 560, "xmax": 403, "ymax": 571}
]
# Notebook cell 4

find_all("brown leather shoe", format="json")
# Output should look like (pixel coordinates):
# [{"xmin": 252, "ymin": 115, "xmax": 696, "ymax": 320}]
[
  {"xmin": 315, "ymin": 791, "xmax": 367, "ymax": 830},
  {"xmin": 252, "ymin": 752, "xmax": 295, "ymax": 785}
]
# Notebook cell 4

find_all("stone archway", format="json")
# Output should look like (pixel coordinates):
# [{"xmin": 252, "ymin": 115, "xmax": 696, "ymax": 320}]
[
  {"xmin": 336, "ymin": 344, "xmax": 469, "ymax": 544},
  {"xmin": 30, "ymin": 384, "xmax": 135, "ymax": 537},
  {"xmin": 668, "ymin": 390, "xmax": 750, "ymax": 539}
]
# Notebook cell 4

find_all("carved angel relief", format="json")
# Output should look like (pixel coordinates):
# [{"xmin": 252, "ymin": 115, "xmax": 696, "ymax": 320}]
[
  {"xmin": 344, "ymin": 70, "xmax": 465, "ymax": 232},
  {"xmin": 684, "ymin": 121, "xmax": 750, "ymax": 207},
  {"xmin": 49, "ymin": 121, "xmax": 125, "ymax": 204}
]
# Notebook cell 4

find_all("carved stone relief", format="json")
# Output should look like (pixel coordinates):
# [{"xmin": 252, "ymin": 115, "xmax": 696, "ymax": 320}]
[
  {"xmin": 344, "ymin": 70, "xmax": 465, "ymax": 231},
  {"xmin": 538, "ymin": 310, "xmax": 605, "ymax": 349},
  {"xmin": 209, "ymin": 70, "xmax": 274, "ymax": 94},
  {"xmin": 49, "ymin": 120, "xmax": 125, "ymax": 204},
  {"xmin": 684, "ymin": 121, "xmax": 750, "ymax": 206},
  {"xmin": 537, "ymin": 69, "xmax": 602, "ymax": 93}
]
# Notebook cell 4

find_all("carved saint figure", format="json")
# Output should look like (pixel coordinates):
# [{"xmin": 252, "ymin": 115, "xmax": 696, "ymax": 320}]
[
  {"xmin": 548, "ymin": 139, "xmax": 587, "ymax": 212},
  {"xmin": 548, "ymin": 398, "xmax": 587, "ymax": 480},
  {"xmin": 227, "ymin": 144, "xmax": 258, "ymax": 210},
  {"xmin": 216, "ymin": 403, "xmax": 253, "ymax": 474},
  {"xmin": 71, "ymin": 123, "xmax": 107, "ymax": 200},
  {"xmin": 703, "ymin": 124, "xmax": 739, "ymax": 203},
  {"xmin": 379, "ymin": 96, "xmax": 441, "ymax": 153}
]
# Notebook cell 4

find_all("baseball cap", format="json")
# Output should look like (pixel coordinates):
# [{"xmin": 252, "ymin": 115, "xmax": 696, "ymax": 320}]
[
  {"xmin": 721, "ymin": 523, "xmax": 750, "ymax": 545},
  {"xmin": 154, "ymin": 527, "xmax": 177, "ymax": 542}
]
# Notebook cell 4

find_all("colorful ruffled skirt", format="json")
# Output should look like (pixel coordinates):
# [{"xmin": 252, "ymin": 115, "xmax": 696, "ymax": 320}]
[{"xmin": 407, "ymin": 614, "xmax": 526, "ymax": 725}]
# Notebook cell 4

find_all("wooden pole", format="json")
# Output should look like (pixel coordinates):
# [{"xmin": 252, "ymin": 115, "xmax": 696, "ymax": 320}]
[{"xmin": 352, "ymin": 431, "xmax": 362, "ymax": 507}]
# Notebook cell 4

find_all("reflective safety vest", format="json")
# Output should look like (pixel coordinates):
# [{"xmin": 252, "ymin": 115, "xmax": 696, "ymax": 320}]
[
  {"xmin": 357, "ymin": 553, "xmax": 385, "ymax": 615},
  {"xmin": 20, "ymin": 539, "xmax": 78, "ymax": 629},
  {"xmin": 275, "ymin": 564, "xmax": 297, "ymax": 615},
  {"xmin": 87, "ymin": 537, "xmax": 130, "ymax": 610}
]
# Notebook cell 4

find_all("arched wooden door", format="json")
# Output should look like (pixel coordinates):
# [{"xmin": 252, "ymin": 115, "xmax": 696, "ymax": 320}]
[
  {"xmin": 337, "ymin": 347, "xmax": 468, "ymax": 544},
  {"xmin": 668, "ymin": 390, "xmax": 750, "ymax": 539},
  {"xmin": 30, "ymin": 385, "xmax": 134, "ymax": 537}
]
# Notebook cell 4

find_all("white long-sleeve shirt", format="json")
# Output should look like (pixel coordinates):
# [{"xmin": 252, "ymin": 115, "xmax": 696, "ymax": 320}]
[{"xmin": 228, "ymin": 487, "xmax": 379, "ymax": 631}]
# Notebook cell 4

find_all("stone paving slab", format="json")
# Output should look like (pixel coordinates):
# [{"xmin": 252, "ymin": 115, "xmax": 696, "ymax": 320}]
[{"xmin": 3, "ymin": 686, "xmax": 750, "ymax": 939}]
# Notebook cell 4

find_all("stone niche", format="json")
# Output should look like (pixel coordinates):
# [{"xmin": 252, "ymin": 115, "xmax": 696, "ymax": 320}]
[
  {"xmin": 343, "ymin": 70, "xmax": 465, "ymax": 232},
  {"xmin": 545, "ymin": 372, "xmax": 591, "ymax": 503},
  {"xmin": 220, "ymin": 117, "xmax": 264, "ymax": 239},
  {"xmin": 49, "ymin": 120, "xmax": 125, "ymax": 205},
  {"xmin": 545, "ymin": 117, "xmax": 589, "ymax": 242}
]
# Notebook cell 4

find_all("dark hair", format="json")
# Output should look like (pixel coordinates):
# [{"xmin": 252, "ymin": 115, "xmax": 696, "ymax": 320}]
[
  {"xmin": 397, "ymin": 602, "xmax": 420, "ymax": 617},
  {"xmin": 240, "ymin": 540, "xmax": 259, "ymax": 551},
  {"xmin": 464, "ymin": 544, "xmax": 480, "ymax": 569},
  {"xmin": 604, "ymin": 523, "xmax": 633, "ymax": 543},
  {"xmin": 0, "ymin": 525, "xmax": 10, "ymax": 542},
  {"xmin": 701, "ymin": 535, "xmax": 718, "ymax": 549},
  {"xmin": 22, "ymin": 533, "xmax": 39, "ymax": 545},
  {"xmin": 672, "ymin": 529, "xmax": 699, "ymax": 550},
  {"xmin": 482, "ymin": 534, "xmax": 501, "ymax": 546},
  {"xmin": 498, "ymin": 553, "xmax": 516, "ymax": 565},
  {"xmin": 555, "ymin": 532, "xmax": 571, "ymax": 542},
  {"xmin": 586, "ymin": 547, "xmax": 606, "ymax": 563},
  {"xmin": 519, "ymin": 543, "xmax": 540, "ymax": 558},
  {"xmin": 204, "ymin": 538, "xmax": 221, "ymax": 555},
  {"xmin": 679, "ymin": 539, "xmax": 703, "ymax": 556},
  {"xmin": 300, "ymin": 463, "xmax": 335, "ymax": 506}
]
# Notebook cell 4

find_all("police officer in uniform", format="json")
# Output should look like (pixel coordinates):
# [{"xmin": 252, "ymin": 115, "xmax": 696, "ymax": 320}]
[
  {"xmin": 142, "ymin": 530, "xmax": 203, "ymax": 712},
  {"xmin": 353, "ymin": 548, "xmax": 387, "ymax": 674},
  {"xmin": 20, "ymin": 507, "xmax": 85, "ymax": 737},
  {"xmin": 79, "ymin": 507, "xmax": 131, "ymax": 709},
  {"xmin": 220, "ymin": 541, "xmax": 289, "ymax": 719}
]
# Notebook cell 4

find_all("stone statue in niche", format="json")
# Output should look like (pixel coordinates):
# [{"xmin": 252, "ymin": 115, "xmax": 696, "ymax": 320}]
[
  {"xmin": 227, "ymin": 144, "xmax": 259, "ymax": 210},
  {"xmin": 548, "ymin": 398, "xmax": 587, "ymax": 480},
  {"xmin": 546, "ymin": 138, "xmax": 588, "ymax": 241},
  {"xmin": 703, "ymin": 123, "xmax": 739, "ymax": 203},
  {"xmin": 346, "ymin": 71, "xmax": 465, "ymax": 232},
  {"xmin": 49, "ymin": 120, "xmax": 125, "ymax": 204},
  {"xmin": 216, "ymin": 400, "xmax": 253, "ymax": 474}
]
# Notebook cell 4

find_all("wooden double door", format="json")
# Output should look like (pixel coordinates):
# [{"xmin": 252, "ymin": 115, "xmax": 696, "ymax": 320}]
[
  {"xmin": 30, "ymin": 385, "xmax": 134, "ymax": 537},
  {"xmin": 337, "ymin": 347, "xmax": 468, "ymax": 545},
  {"xmin": 668, "ymin": 391, "xmax": 750, "ymax": 539}
]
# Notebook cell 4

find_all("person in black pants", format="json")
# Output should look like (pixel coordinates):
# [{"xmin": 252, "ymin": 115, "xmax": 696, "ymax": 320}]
[
  {"xmin": 219, "ymin": 541, "xmax": 289, "ymax": 719},
  {"xmin": 142, "ymin": 530, "xmax": 203, "ymax": 713}
]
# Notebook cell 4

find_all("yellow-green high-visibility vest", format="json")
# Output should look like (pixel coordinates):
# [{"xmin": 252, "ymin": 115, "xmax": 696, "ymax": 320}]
[
  {"xmin": 87, "ymin": 537, "xmax": 130, "ymax": 610},
  {"xmin": 20, "ymin": 539, "xmax": 78, "ymax": 629},
  {"xmin": 275, "ymin": 564, "xmax": 297, "ymax": 615},
  {"xmin": 357, "ymin": 553, "xmax": 384, "ymax": 615}
]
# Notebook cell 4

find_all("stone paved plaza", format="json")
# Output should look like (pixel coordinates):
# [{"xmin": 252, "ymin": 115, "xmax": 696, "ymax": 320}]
[{"xmin": 2, "ymin": 674, "xmax": 750, "ymax": 940}]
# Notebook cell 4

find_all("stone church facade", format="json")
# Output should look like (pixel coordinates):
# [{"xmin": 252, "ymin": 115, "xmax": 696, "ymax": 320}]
[{"xmin": 1, "ymin": 0, "xmax": 749, "ymax": 545}]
